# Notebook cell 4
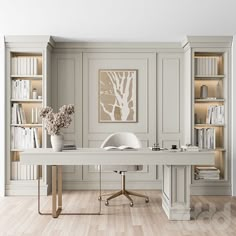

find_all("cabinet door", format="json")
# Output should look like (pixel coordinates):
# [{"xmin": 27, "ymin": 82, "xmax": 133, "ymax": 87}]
[{"xmin": 157, "ymin": 53, "xmax": 184, "ymax": 149}]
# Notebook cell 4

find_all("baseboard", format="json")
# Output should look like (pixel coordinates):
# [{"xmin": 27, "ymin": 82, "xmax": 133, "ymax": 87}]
[
  {"xmin": 190, "ymin": 185, "xmax": 232, "ymax": 195},
  {"xmin": 62, "ymin": 181, "xmax": 162, "ymax": 190},
  {"xmin": 5, "ymin": 183, "xmax": 48, "ymax": 196}
]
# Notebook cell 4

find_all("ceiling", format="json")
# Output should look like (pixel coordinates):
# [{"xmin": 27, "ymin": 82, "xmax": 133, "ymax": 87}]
[{"xmin": 1, "ymin": 0, "xmax": 236, "ymax": 42}]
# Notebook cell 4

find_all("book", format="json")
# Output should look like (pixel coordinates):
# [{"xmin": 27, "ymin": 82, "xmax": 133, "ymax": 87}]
[
  {"xmin": 63, "ymin": 144, "xmax": 77, "ymax": 150},
  {"xmin": 33, "ymin": 128, "xmax": 40, "ymax": 148},
  {"xmin": 103, "ymin": 145, "xmax": 137, "ymax": 151}
]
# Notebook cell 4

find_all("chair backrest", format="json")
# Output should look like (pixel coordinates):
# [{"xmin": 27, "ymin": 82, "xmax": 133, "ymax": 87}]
[{"xmin": 101, "ymin": 132, "xmax": 142, "ymax": 149}]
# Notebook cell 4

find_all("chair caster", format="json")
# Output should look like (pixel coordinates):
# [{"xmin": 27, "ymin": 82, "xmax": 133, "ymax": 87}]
[
  {"xmin": 98, "ymin": 196, "xmax": 102, "ymax": 201},
  {"xmin": 105, "ymin": 200, "xmax": 109, "ymax": 206},
  {"xmin": 145, "ymin": 198, "xmax": 149, "ymax": 203},
  {"xmin": 130, "ymin": 202, "xmax": 133, "ymax": 207}
]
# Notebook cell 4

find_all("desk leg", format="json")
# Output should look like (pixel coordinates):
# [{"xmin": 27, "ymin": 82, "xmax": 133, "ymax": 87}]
[
  {"xmin": 58, "ymin": 166, "xmax": 62, "ymax": 209},
  {"xmin": 162, "ymin": 165, "xmax": 191, "ymax": 220},
  {"xmin": 52, "ymin": 165, "xmax": 62, "ymax": 218},
  {"xmin": 38, "ymin": 164, "xmax": 101, "ymax": 218},
  {"xmin": 38, "ymin": 165, "xmax": 51, "ymax": 215},
  {"xmin": 52, "ymin": 165, "xmax": 57, "ymax": 218}
]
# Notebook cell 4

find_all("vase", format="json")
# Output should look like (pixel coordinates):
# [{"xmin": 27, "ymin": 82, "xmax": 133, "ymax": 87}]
[{"xmin": 51, "ymin": 134, "xmax": 64, "ymax": 152}]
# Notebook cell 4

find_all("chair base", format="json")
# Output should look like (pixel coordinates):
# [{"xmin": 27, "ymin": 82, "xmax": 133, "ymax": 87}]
[
  {"xmin": 105, "ymin": 189, "xmax": 149, "ymax": 207},
  {"xmin": 100, "ymin": 172, "xmax": 149, "ymax": 207}
]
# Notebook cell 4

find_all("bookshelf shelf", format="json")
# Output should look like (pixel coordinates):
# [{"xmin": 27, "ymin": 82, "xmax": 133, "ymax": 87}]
[
  {"xmin": 11, "ymin": 75, "xmax": 43, "ymax": 79},
  {"xmin": 194, "ymin": 98, "xmax": 224, "ymax": 103},
  {"xmin": 194, "ymin": 124, "xmax": 224, "ymax": 127},
  {"xmin": 11, "ymin": 124, "xmax": 42, "ymax": 127},
  {"xmin": 194, "ymin": 75, "xmax": 224, "ymax": 79},
  {"xmin": 10, "ymin": 99, "xmax": 43, "ymax": 103}
]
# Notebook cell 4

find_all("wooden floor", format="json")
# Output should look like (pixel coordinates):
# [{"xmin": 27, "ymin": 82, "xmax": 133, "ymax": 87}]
[{"xmin": 0, "ymin": 190, "xmax": 236, "ymax": 236}]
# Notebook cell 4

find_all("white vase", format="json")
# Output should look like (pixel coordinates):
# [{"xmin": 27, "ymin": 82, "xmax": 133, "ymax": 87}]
[{"xmin": 51, "ymin": 134, "xmax": 64, "ymax": 152}]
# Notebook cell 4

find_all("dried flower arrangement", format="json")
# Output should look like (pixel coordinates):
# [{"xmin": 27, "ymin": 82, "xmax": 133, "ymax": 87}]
[{"xmin": 39, "ymin": 104, "xmax": 75, "ymax": 135}]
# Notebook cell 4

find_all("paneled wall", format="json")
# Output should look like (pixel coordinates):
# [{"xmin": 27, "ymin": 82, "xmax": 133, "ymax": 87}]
[
  {"xmin": 52, "ymin": 46, "xmax": 183, "ymax": 190},
  {"xmin": 157, "ymin": 53, "xmax": 184, "ymax": 149}
]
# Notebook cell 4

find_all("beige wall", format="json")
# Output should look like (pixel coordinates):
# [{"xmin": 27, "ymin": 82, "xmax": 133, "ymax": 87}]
[{"xmin": 52, "ymin": 46, "xmax": 183, "ymax": 190}]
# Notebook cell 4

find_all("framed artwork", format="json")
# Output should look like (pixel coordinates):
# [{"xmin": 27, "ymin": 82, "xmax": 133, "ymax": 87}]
[{"xmin": 98, "ymin": 69, "xmax": 137, "ymax": 122}]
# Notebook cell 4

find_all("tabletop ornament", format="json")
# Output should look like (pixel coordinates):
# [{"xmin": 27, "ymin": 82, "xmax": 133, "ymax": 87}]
[
  {"xmin": 152, "ymin": 143, "xmax": 160, "ymax": 151},
  {"xmin": 39, "ymin": 104, "xmax": 75, "ymax": 152}
]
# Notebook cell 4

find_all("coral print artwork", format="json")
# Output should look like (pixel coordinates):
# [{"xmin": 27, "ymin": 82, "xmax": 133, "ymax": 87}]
[{"xmin": 99, "ymin": 70, "xmax": 137, "ymax": 122}]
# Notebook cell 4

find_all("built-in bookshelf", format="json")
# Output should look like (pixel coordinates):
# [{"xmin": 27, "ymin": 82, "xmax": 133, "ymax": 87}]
[
  {"xmin": 10, "ymin": 52, "xmax": 43, "ymax": 183},
  {"xmin": 193, "ymin": 52, "xmax": 226, "ymax": 182},
  {"xmin": 183, "ymin": 36, "xmax": 232, "ymax": 195},
  {"xmin": 191, "ymin": 48, "xmax": 231, "ymax": 194},
  {"xmin": 5, "ymin": 36, "xmax": 54, "ymax": 195}
]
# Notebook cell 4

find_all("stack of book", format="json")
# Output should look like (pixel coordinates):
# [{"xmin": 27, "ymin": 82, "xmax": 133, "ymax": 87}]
[
  {"xmin": 194, "ymin": 128, "xmax": 216, "ymax": 149},
  {"xmin": 63, "ymin": 144, "xmax": 77, "ymax": 150},
  {"xmin": 11, "ymin": 56, "xmax": 38, "ymax": 75},
  {"xmin": 195, "ymin": 57, "xmax": 219, "ymax": 76},
  {"xmin": 195, "ymin": 166, "xmax": 220, "ymax": 180},
  {"xmin": 11, "ymin": 80, "xmax": 31, "ymax": 99},
  {"xmin": 181, "ymin": 145, "xmax": 199, "ymax": 152},
  {"xmin": 206, "ymin": 105, "xmax": 224, "ymax": 124}
]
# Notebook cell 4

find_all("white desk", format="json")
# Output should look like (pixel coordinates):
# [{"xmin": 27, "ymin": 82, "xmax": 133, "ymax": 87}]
[{"xmin": 20, "ymin": 148, "xmax": 215, "ymax": 220}]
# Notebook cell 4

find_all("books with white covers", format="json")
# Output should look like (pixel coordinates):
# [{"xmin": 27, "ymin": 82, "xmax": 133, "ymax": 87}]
[
  {"xmin": 181, "ymin": 145, "xmax": 199, "ymax": 152},
  {"xmin": 11, "ymin": 80, "xmax": 31, "ymax": 99},
  {"xmin": 11, "ymin": 56, "xmax": 39, "ymax": 75},
  {"xmin": 195, "ymin": 57, "xmax": 219, "ymax": 76},
  {"xmin": 11, "ymin": 103, "xmax": 27, "ymax": 124},
  {"xmin": 103, "ymin": 145, "xmax": 137, "ymax": 151},
  {"xmin": 11, "ymin": 162, "xmax": 38, "ymax": 180},
  {"xmin": 194, "ymin": 128, "xmax": 216, "ymax": 149},
  {"xmin": 206, "ymin": 105, "xmax": 224, "ymax": 125},
  {"xmin": 11, "ymin": 127, "xmax": 40, "ymax": 149},
  {"xmin": 195, "ymin": 166, "xmax": 220, "ymax": 180}
]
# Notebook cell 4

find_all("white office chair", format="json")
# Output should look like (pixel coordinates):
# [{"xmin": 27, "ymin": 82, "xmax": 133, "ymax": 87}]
[{"xmin": 100, "ymin": 132, "xmax": 149, "ymax": 207}]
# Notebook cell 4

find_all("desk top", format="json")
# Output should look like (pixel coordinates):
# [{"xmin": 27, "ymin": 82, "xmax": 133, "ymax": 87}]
[{"xmin": 20, "ymin": 148, "xmax": 215, "ymax": 166}]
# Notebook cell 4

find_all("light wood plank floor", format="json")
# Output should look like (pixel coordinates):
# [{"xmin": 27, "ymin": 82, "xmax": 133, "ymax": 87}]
[{"xmin": 0, "ymin": 190, "xmax": 236, "ymax": 236}]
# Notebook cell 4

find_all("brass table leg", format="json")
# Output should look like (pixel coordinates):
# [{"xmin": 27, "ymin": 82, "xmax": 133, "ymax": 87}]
[{"xmin": 38, "ymin": 164, "xmax": 102, "ymax": 218}]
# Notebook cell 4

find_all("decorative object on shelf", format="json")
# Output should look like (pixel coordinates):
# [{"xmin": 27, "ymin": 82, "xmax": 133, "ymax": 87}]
[
  {"xmin": 39, "ymin": 104, "xmax": 75, "ymax": 152},
  {"xmin": 50, "ymin": 134, "xmax": 64, "ymax": 152},
  {"xmin": 32, "ymin": 88, "xmax": 38, "ymax": 99},
  {"xmin": 200, "ymin": 85, "xmax": 208, "ymax": 98},
  {"xmin": 152, "ymin": 143, "xmax": 160, "ymax": 151},
  {"xmin": 99, "ymin": 69, "xmax": 137, "ymax": 123},
  {"xmin": 171, "ymin": 145, "xmax": 177, "ymax": 150},
  {"xmin": 216, "ymin": 81, "xmax": 221, "ymax": 99}
]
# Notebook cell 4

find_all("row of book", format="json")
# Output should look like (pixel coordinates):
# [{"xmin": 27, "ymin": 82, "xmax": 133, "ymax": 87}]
[
  {"xmin": 11, "ymin": 80, "xmax": 31, "ymax": 99},
  {"xmin": 195, "ymin": 166, "xmax": 220, "ymax": 180},
  {"xmin": 194, "ymin": 128, "xmax": 216, "ymax": 149},
  {"xmin": 206, "ymin": 105, "xmax": 224, "ymax": 125},
  {"xmin": 11, "ymin": 127, "xmax": 40, "ymax": 149},
  {"xmin": 11, "ymin": 162, "xmax": 38, "ymax": 180},
  {"xmin": 12, "ymin": 103, "xmax": 26, "ymax": 124},
  {"xmin": 12, "ymin": 103, "xmax": 40, "ymax": 124},
  {"xmin": 11, "ymin": 56, "xmax": 39, "ymax": 75},
  {"xmin": 195, "ymin": 57, "xmax": 219, "ymax": 76}
]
